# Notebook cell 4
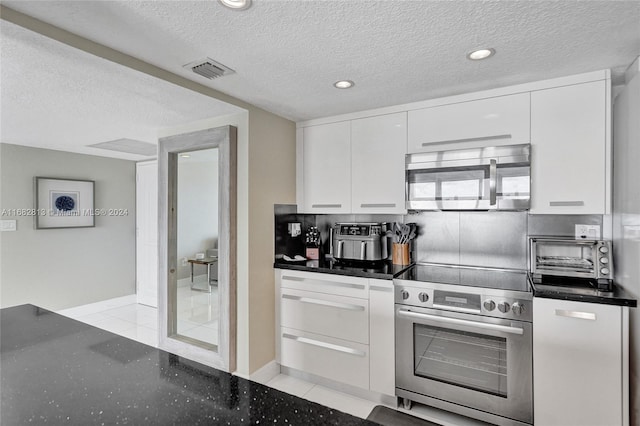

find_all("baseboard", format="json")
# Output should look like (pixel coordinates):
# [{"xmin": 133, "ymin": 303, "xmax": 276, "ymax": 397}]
[{"xmin": 249, "ymin": 360, "xmax": 281, "ymax": 384}]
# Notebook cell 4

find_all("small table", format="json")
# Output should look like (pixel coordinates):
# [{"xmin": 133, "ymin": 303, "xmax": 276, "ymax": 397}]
[{"xmin": 187, "ymin": 257, "xmax": 218, "ymax": 293}]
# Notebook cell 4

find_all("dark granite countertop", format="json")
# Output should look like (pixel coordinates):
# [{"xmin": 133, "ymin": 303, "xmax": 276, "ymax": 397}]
[
  {"xmin": 0, "ymin": 304, "xmax": 377, "ymax": 425},
  {"xmin": 530, "ymin": 275, "xmax": 637, "ymax": 307},
  {"xmin": 274, "ymin": 258, "xmax": 413, "ymax": 280}
]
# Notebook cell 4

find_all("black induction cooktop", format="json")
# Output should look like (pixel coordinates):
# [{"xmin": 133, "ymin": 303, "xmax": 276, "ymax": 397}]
[{"xmin": 396, "ymin": 263, "xmax": 531, "ymax": 293}]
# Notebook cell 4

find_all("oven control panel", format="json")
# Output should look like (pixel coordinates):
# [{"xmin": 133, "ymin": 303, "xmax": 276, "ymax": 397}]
[{"xmin": 394, "ymin": 283, "xmax": 532, "ymax": 322}]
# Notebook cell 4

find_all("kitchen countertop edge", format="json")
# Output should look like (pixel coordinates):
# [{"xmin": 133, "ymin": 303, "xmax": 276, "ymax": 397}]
[
  {"xmin": 273, "ymin": 260, "xmax": 413, "ymax": 280},
  {"xmin": 530, "ymin": 281, "xmax": 637, "ymax": 307}
]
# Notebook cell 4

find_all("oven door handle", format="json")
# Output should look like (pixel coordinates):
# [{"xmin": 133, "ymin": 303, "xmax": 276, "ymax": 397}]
[{"xmin": 397, "ymin": 308, "xmax": 524, "ymax": 335}]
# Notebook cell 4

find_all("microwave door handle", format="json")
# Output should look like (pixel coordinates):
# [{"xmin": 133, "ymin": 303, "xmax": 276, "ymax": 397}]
[
  {"xmin": 397, "ymin": 308, "xmax": 524, "ymax": 335},
  {"xmin": 360, "ymin": 241, "xmax": 367, "ymax": 260},
  {"xmin": 489, "ymin": 158, "xmax": 497, "ymax": 206}
]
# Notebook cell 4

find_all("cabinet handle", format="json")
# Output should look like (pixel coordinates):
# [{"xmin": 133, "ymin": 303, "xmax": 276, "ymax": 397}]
[
  {"xmin": 312, "ymin": 204, "xmax": 342, "ymax": 208},
  {"xmin": 360, "ymin": 203, "xmax": 396, "ymax": 208},
  {"xmin": 282, "ymin": 294, "xmax": 365, "ymax": 311},
  {"xmin": 282, "ymin": 333, "xmax": 366, "ymax": 357},
  {"xmin": 555, "ymin": 309, "xmax": 596, "ymax": 321},
  {"xmin": 489, "ymin": 159, "xmax": 497, "ymax": 206},
  {"xmin": 369, "ymin": 285, "xmax": 393, "ymax": 292},
  {"xmin": 549, "ymin": 201, "xmax": 585, "ymax": 207},
  {"xmin": 281, "ymin": 275, "xmax": 366, "ymax": 290},
  {"xmin": 422, "ymin": 134, "xmax": 512, "ymax": 147}
]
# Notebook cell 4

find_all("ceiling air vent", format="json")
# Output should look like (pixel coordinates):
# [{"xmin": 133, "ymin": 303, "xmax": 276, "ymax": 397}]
[{"xmin": 183, "ymin": 58, "xmax": 235, "ymax": 80}]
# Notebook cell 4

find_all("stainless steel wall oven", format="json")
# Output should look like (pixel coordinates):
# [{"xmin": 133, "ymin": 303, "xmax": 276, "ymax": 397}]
[{"xmin": 394, "ymin": 264, "xmax": 533, "ymax": 426}]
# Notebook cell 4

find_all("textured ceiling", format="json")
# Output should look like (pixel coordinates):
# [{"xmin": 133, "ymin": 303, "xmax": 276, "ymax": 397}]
[
  {"xmin": 3, "ymin": 0, "xmax": 639, "ymax": 123},
  {"xmin": 0, "ymin": 20, "xmax": 243, "ymax": 160}
]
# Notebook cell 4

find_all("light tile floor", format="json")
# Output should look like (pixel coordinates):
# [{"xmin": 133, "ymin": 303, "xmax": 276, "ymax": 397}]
[{"xmin": 57, "ymin": 292, "xmax": 379, "ymax": 420}]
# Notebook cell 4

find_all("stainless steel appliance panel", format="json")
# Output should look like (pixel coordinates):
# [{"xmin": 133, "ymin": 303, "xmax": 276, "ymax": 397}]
[
  {"xmin": 395, "ymin": 305, "xmax": 533, "ymax": 424},
  {"xmin": 459, "ymin": 212, "xmax": 527, "ymax": 270},
  {"xmin": 411, "ymin": 211, "xmax": 460, "ymax": 265}
]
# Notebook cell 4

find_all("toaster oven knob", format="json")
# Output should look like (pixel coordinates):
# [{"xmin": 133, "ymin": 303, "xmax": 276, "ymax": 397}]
[
  {"xmin": 511, "ymin": 302, "xmax": 525, "ymax": 316},
  {"xmin": 418, "ymin": 292, "xmax": 429, "ymax": 303},
  {"xmin": 600, "ymin": 257, "xmax": 609, "ymax": 264},
  {"xmin": 401, "ymin": 290, "xmax": 410, "ymax": 300},
  {"xmin": 497, "ymin": 302, "xmax": 510, "ymax": 313},
  {"xmin": 600, "ymin": 267, "xmax": 610, "ymax": 275},
  {"xmin": 483, "ymin": 300, "xmax": 496, "ymax": 311},
  {"xmin": 599, "ymin": 246, "xmax": 609, "ymax": 254}
]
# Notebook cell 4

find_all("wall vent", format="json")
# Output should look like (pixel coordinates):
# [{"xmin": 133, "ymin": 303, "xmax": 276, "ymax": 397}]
[{"xmin": 183, "ymin": 58, "xmax": 235, "ymax": 80}]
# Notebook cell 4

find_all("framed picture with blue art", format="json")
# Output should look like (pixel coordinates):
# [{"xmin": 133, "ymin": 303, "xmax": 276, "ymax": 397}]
[{"xmin": 35, "ymin": 177, "xmax": 95, "ymax": 229}]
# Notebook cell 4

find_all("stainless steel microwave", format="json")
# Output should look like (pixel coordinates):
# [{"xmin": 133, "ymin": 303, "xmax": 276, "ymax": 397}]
[{"xmin": 406, "ymin": 144, "xmax": 530, "ymax": 211}]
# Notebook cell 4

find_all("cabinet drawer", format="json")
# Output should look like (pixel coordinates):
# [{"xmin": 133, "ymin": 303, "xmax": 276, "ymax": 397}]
[
  {"xmin": 408, "ymin": 93, "xmax": 530, "ymax": 153},
  {"xmin": 280, "ymin": 288, "xmax": 369, "ymax": 344},
  {"xmin": 280, "ymin": 327, "xmax": 369, "ymax": 389},
  {"xmin": 279, "ymin": 270, "xmax": 368, "ymax": 299}
]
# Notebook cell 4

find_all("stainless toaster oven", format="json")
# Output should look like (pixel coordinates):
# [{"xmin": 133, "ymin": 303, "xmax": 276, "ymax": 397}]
[{"xmin": 530, "ymin": 237, "xmax": 613, "ymax": 285}]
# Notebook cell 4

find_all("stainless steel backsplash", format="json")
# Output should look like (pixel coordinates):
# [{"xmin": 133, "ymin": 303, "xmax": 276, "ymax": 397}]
[{"xmin": 274, "ymin": 204, "xmax": 604, "ymax": 270}]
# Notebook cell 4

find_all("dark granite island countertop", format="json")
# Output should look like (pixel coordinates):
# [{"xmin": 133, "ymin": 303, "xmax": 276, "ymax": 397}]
[
  {"xmin": 1, "ymin": 304, "xmax": 377, "ymax": 425},
  {"xmin": 274, "ymin": 258, "xmax": 413, "ymax": 280}
]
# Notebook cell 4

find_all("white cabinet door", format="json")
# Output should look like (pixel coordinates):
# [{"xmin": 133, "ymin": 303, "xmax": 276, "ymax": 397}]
[
  {"xmin": 302, "ymin": 121, "xmax": 351, "ymax": 213},
  {"xmin": 280, "ymin": 326, "xmax": 370, "ymax": 389},
  {"xmin": 280, "ymin": 287, "xmax": 369, "ymax": 344},
  {"xmin": 533, "ymin": 298, "xmax": 622, "ymax": 426},
  {"xmin": 368, "ymin": 279, "xmax": 395, "ymax": 396},
  {"xmin": 408, "ymin": 93, "xmax": 530, "ymax": 153},
  {"xmin": 530, "ymin": 80, "xmax": 608, "ymax": 214},
  {"xmin": 136, "ymin": 161, "xmax": 158, "ymax": 308},
  {"xmin": 351, "ymin": 113, "xmax": 407, "ymax": 214}
]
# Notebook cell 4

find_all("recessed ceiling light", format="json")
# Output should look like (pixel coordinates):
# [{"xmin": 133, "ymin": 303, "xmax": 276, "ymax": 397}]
[
  {"xmin": 467, "ymin": 48, "xmax": 496, "ymax": 61},
  {"xmin": 218, "ymin": 0, "xmax": 252, "ymax": 10},
  {"xmin": 180, "ymin": 154, "xmax": 191, "ymax": 158},
  {"xmin": 334, "ymin": 80, "xmax": 355, "ymax": 89}
]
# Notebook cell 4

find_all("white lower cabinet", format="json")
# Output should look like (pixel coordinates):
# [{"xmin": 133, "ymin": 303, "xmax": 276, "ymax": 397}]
[
  {"xmin": 276, "ymin": 270, "xmax": 396, "ymax": 397},
  {"xmin": 533, "ymin": 298, "xmax": 626, "ymax": 426},
  {"xmin": 369, "ymin": 279, "xmax": 395, "ymax": 396},
  {"xmin": 280, "ymin": 327, "xmax": 370, "ymax": 390}
]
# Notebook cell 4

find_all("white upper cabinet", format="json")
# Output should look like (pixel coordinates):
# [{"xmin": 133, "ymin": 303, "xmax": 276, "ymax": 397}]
[
  {"xmin": 351, "ymin": 113, "xmax": 407, "ymax": 214},
  {"xmin": 408, "ymin": 93, "xmax": 530, "ymax": 153},
  {"xmin": 530, "ymin": 80, "xmax": 609, "ymax": 214},
  {"xmin": 302, "ymin": 121, "xmax": 351, "ymax": 213}
]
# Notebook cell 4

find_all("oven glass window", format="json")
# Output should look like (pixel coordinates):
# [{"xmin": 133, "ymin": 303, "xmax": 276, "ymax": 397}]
[{"xmin": 414, "ymin": 324, "xmax": 508, "ymax": 397}]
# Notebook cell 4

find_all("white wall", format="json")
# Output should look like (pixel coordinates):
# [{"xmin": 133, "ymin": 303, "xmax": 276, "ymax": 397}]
[
  {"xmin": 176, "ymin": 150, "xmax": 219, "ymax": 280},
  {"xmin": 613, "ymin": 56, "xmax": 640, "ymax": 425},
  {"xmin": 0, "ymin": 143, "xmax": 136, "ymax": 310}
]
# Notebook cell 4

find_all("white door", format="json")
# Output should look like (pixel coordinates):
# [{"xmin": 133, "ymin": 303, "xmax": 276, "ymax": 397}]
[{"xmin": 136, "ymin": 161, "xmax": 158, "ymax": 307}]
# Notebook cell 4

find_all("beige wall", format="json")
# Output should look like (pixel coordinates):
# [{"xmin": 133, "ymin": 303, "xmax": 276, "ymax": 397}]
[
  {"xmin": 247, "ymin": 108, "xmax": 296, "ymax": 373},
  {"xmin": 0, "ymin": 143, "xmax": 136, "ymax": 310}
]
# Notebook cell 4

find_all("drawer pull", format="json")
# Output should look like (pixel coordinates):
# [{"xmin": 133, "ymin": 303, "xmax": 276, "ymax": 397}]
[
  {"xmin": 311, "ymin": 204, "xmax": 342, "ymax": 208},
  {"xmin": 422, "ymin": 134, "xmax": 512, "ymax": 147},
  {"xmin": 360, "ymin": 203, "xmax": 396, "ymax": 208},
  {"xmin": 282, "ymin": 294, "xmax": 365, "ymax": 311},
  {"xmin": 555, "ymin": 309, "xmax": 596, "ymax": 321},
  {"xmin": 281, "ymin": 276, "xmax": 366, "ymax": 290},
  {"xmin": 549, "ymin": 201, "xmax": 585, "ymax": 207},
  {"xmin": 282, "ymin": 333, "xmax": 366, "ymax": 357},
  {"xmin": 369, "ymin": 285, "xmax": 393, "ymax": 293}
]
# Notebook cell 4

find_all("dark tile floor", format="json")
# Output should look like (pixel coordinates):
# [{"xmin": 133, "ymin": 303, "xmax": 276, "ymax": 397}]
[{"xmin": 1, "ymin": 305, "xmax": 376, "ymax": 425}]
